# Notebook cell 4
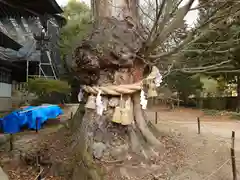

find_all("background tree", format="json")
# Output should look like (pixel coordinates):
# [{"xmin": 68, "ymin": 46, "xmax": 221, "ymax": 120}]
[
  {"xmin": 167, "ymin": 72, "xmax": 203, "ymax": 103},
  {"xmin": 59, "ymin": 0, "xmax": 91, "ymax": 57},
  {"xmin": 59, "ymin": 0, "xmax": 92, "ymax": 102},
  {"xmin": 183, "ymin": 0, "xmax": 240, "ymax": 111}
]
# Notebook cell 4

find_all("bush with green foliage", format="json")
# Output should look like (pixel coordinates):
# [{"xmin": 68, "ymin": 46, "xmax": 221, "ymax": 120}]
[{"xmin": 27, "ymin": 78, "xmax": 70, "ymax": 104}]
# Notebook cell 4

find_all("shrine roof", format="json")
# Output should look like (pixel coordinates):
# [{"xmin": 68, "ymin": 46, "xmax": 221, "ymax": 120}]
[{"xmin": 0, "ymin": 0, "xmax": 66, "ymax": 26}]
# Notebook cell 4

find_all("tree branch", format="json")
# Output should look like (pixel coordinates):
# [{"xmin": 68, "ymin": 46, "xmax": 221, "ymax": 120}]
[
  {"xmin": 149, "ymin": 31, "xmax": 194, "ymax": 59},
  {"xmin": 189, "ymin": 1, "xmax": 214, "ymax": 11},
  {"xmin": 144, "ymin": 0, "xmax": 167, "ymax": 46},
  {"xmin": 178, "ymin": 60, "xmax": 232, "ymax": 74},
  {"xmin": 143, "ymin": 0, "xmax": 195, "ymax": 57},
  {"xmin": 205, "ymin": 70, "xmax": 240, "ymax": 74},
  {"xmin": 192, "ymin": 39, "xmax": 240, "ymax": 45},
  {"xmin": 158, "ymin": 6, "xmax": 240, "ymax": 69},
  {"xmin": 181, "ymin": 47, "xmax": 238, "ymax": 54}
]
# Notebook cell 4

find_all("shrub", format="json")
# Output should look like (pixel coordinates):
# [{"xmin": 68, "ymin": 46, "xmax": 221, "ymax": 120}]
[{"xmin": 27, "ymin": 78, "xmax": 70, "ymax": 104}]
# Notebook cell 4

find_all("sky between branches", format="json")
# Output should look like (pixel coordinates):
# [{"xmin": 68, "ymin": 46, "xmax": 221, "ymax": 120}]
[{"xmin": 56, "ymin": 0, "xmax": 199, "ymax": 27}]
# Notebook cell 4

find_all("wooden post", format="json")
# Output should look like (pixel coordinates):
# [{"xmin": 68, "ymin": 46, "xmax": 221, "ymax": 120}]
[
  {"xmin": 36, "ymin": 118, "xmax": 39, "ymax": 133},
  {"xmin": 37, "ymin": 165, "xmax": 42, "ymax": 180},
  {"xmin": 155, "ymin": 112, "xmax": 158, "ymax": 124},
  {"xmin": 231, "ymin": 131, "xmax": 237, "ymax": 180},
  {"xmin": 34, "ymin": 166, "xmax": 44, "ymax": 180},
  {"xmin": 36, "ymin": 150, "xmax": 42, "ymax": 180},
  {"xmin": 9, "ymin": 134, "xmax": 13, "ymax": 151},
  {"xmin": 197, "ymin": 117, "xmax": 200, "ymax": 134}
]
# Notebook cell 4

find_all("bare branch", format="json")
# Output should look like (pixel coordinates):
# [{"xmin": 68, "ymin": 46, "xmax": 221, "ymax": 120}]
[
  {"xmin": 151, "ymin": 4, "xmax": 240, "ymax": 65},
  {"xmin": 144, "ymin": 0, "xmax": 167, "ymax": 45},
  {"xmin": 149, "ymin": 31, "xmax": 194, "ymax": 59},
  {"xmin": 179, "ymin": 60, "xmax": 232, "ymax": 73},
  {"xmin": 138, "ymin": 5, "xmax": 155, "ymax": 23},
  {"xmin": 192, "ymin": 39, "xmax": 240, "ymax": 45},
  {"xmin": 189, "ymin": 1, "xmax": 213, "ymax": 11},
  {"xmin": 155, "ymin": 0, "xmax": 159, "ymax": 19},
  {"xmin": 144, "ymin": 0, "xmax": 195, "ymax": 56},
  {"xmin": 163, "ymin": 61, "xmax": 175, "ymax": 78},
  {"xmin": 205, "ymin": 70, "xmax": 240, "ymax": 74},
  {"xmin": 181, "ymin": 47, "xmax": 237, "ymax": 54}
]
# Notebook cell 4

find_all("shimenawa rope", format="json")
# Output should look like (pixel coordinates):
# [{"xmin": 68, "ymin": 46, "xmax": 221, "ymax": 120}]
[{"xmin": 83, "ymin": 66, "xmax": 159, "ymax": 95}]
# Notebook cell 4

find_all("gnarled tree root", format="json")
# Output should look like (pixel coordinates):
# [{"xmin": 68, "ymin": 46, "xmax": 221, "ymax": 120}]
[
  {"xmin": 68, "ymin": 93, "xmax": 163, "ymax": 179},
  {"xmin": 72, "ymin": 149, "xmax": 104, "ymax": 180},
  {"xmin": 133, "ymin": 93, "xmax": 162, "ymax": 146},
  {"xmin": 70, "ymin": 106, "xmax": 104, "ymax": 180}
]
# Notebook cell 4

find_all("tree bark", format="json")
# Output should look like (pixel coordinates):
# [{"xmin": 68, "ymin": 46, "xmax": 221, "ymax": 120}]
[
  {"xmin": 64, "ymin": 1, "xmax": 163, "ymax": 179},
  {"xmin": 133, "ymin": 93, "xmax": 161, "ymax": 146},
  {"xmin": 67, "ymin": 67, "xmax": 163, "ymax": 179},
  {"xmin": 92, "ymin": 0, "xmax": 139, "ymax": 22}
]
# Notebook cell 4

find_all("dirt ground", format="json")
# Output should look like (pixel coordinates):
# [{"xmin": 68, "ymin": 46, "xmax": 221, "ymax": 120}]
[
  {"xmin": 1, "ymin": 105, "xmax": 240, "ymax": 180},
  {"xmin": 0, "ymin": 104, "xmax": 79, "ymax": 180},
  {"xmin": 148, "ymin": 106, "xmax": 240, "ymax": 180}
]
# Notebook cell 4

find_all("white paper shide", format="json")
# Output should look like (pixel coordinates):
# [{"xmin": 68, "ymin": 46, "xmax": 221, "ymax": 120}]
[
  {"xmin": 78, "ymin": 88, "xmax": 83, "ymax": 102},
  {"xmin": 96, "ymin": 90, "xmax": 104, "ymax": 115},
  {"xmin": 140, "ymin": 89, "xmax": 148, "ymax": 109},
  {"xmin": 155, "ymin": 69, "xmax": 162, "ymax": 87}
]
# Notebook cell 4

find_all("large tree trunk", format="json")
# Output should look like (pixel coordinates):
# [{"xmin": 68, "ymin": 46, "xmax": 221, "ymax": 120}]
[
  {"xmin": 66, "ymin": 1, "xmax": 163, "ymax": 179},
  {"xmin": 92, "ymin": 0, "xmax": 139, "ymax": 23}
]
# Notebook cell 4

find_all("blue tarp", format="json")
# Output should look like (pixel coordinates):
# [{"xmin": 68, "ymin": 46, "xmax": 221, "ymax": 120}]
[{"xmin": 0, "ymin": 105, "xmax": 63, "ymax": 134}]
